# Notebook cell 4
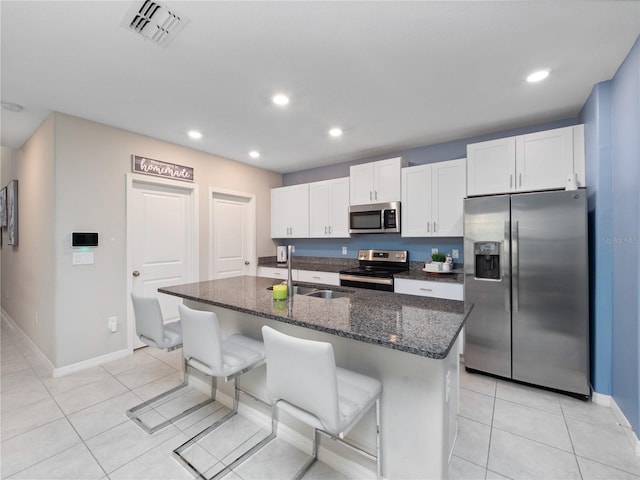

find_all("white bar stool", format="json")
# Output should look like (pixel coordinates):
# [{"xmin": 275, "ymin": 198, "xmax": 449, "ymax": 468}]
[
  {"xmin": 259, "ymin": 326, "xmax": 382, "ymax": 480},
  {"xmin": 172, "ymin": 304, "xmax": 266, "ymax": 479},
  {"xmin": 126, "ymin": 294, "xmax": 215, "ymax": 434}
]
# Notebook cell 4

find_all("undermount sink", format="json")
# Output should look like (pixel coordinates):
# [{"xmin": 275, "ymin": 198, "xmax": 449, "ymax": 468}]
[
  {"xmin": 267, "ymin": 285, "xmax": 317, "ymax": 295},
  {"xmin": 304, "ymin": 290, "xmax": 350, "ymax": 299},
  {"xmin": 267, "ymin": 285, "xmax": 350, "ymax": 299}
]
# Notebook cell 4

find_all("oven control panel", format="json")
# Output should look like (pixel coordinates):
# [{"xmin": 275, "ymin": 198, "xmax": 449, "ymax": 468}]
[{"xmin": 357, "ymin": 249, "xmax": 407, "ymax": 263}]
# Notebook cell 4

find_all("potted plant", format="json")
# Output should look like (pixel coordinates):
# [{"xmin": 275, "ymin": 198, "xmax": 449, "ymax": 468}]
[{"xmin": 431, "ymin": 252, "xmax": 446, "ymax": 271}]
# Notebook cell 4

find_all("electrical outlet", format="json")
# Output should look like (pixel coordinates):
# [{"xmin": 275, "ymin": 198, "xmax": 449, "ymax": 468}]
[
  {"xmin": 108, "ymin": 316, "xmax": 118, "ymax": 333},
  {"xmin": 431, "ymin": 248, "xmax": 439, "ymax": 255},
  {"xmin": 342, "ymin": 246, "xmax": 347, "ymax": 255},
  {"xmin": 452, "ymin": 249, "xmax": 459, "ymax": 259},
  {"xmin": 291, "ymin": 245, "xmax": 295, "ymax": 253}
]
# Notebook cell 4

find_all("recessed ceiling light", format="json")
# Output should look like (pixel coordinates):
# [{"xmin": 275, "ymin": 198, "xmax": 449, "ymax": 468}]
[
  {"xmin": 249, "ymin": 150, "xmax": 260, "ymax": 159},
  {"xmin": 188, "ymin": 130, "xmax": 202, "ymax": 139},
  {"xmin": 329, "ymin": 127, "xmax": 343, "ymax": 137},
  {"xmin": 526, "ymin": 69, "xmax": 550, "ymax": 83},
  {"xmin": 272, "ymin": 93, "xmax": 290, "ymax": 106}
]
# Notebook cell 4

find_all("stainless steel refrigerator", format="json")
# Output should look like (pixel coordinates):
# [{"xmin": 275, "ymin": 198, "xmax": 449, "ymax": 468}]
[{"xmin": 463, "ymin": 189, "xmax": 590, "ymax": 398}]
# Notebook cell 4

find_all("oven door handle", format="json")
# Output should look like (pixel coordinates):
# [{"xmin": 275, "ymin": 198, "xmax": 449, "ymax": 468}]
[{"xmin": 339, "ymin": 274, "xmax": 393, "ymax": 286}]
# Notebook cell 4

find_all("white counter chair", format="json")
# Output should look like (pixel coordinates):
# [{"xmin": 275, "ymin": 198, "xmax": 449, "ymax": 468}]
[
  {"xmin": 172, "ymin": 304, "xmax": 266, "ymax": 479},
  {"xmin": 126, "ymin": 294, "xmax": 215, "ymax": 434},
  {"xmin": 260, "ymin": 326, "xmax": 382, "ymax": 480}
]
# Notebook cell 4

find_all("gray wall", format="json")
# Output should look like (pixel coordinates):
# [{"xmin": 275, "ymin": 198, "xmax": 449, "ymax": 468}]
[{"xmin": 2, "ymin": 113, "xmax": 282, "ymax": 368}]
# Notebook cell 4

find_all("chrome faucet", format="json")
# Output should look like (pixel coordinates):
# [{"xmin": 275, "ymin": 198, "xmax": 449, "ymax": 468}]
[{"xmin": 287, "ymin": 245, "xmax": 293, "ymax": 297}]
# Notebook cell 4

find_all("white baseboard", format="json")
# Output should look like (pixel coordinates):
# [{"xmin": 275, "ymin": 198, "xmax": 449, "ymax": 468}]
[
  {"xmin": 593, "ymin": 391, "xmax": 639, "ymax": 456},
  {"xmin": 1, "ymin": 307, "xmax": 132, "ymax": 378},
  {"xmin": 2, "ymin": 308, "xmax": 55, "ymax": 376},
  {"xmin": 53, "ymin": 348, "xmax": 132, "ymax": 377},
  {"xmin": 189, "ymin": 375, "xmax": 377, "ymax": 479}
]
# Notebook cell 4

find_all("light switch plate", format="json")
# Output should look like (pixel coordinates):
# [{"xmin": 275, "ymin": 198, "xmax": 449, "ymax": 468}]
[
  {"xmin": 431, "ymin": 248, "xmax": 439, "ymax": 255},
  {"xmin": 342, "ymin": 246, "xmax": 347, "ymax": 255},
  {"xmin": 72, "ymin": 251, "xmax": 94, "ymax": 265}
]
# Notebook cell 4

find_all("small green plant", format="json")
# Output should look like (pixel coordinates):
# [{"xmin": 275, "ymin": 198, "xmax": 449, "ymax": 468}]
[{"xmin": 431, "ymin": 252, "xmax": 446, "ymax": 262}]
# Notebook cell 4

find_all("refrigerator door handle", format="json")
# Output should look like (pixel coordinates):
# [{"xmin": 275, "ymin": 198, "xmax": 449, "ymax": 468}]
[
  {"xmin": 512, "ymin": 220, "xmax": 519, "ymax": 313},
  {"xmin": 504, "ymin": 220, "xmax": 511, "ymax": 312}
]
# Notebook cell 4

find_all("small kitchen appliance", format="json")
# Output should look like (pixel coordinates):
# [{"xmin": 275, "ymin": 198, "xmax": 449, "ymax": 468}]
[
  {"xmin": 339, "ymin": 249, "xmax": 408, "ymax": 291},
  {"xmin": 276, "ymin": 246, "xmax": 287, "ymax": 264}
]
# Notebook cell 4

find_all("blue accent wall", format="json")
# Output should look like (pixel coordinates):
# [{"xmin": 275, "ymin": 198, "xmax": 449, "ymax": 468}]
[
  {"xmin": 580, "ymin": 82, "xmax": 614, "ymax": 395},
  {"xmin": 610, "ymin": 36, "xmax": 640, "ymax": 433},
  {"xmin": 290, "ymin": 236, "xmax": 463, "ymax": 265}
]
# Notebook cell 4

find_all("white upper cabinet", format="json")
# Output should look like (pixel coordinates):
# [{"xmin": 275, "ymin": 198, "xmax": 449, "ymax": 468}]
[
  {"xmin": 309, "ymin": 177, "xmax": 350, "ymax": 238},
  {"xmin": 350, "ymin": 157, "xmax": 405, "ymax": 205},
  {"xmin": 466, "ymin": 125, "xmax": 585, "ymax": 197},
  {"xmin": 467, "ymin": 137, "xmax": 516, "ymax": 196},
  {"xmin": 401, "ymin": 158, "xmax": 466, "ymax": 237},
  {"xmin": 270, "ymin": 184, "xmax": 309, "ymax": 238}
]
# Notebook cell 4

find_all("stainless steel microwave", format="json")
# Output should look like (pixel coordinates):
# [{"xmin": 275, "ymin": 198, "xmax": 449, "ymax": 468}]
[{"xmin": 349, "ymin": 202, "xmax": 401, "ymax": 234}]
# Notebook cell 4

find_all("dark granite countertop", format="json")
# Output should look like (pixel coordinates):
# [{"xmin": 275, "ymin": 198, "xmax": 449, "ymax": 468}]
[
  {"xmin": 258, "ymin": 256, "xmax": 357, "ymax": 274},
  {"xmin": 159, "ymin": 275, "xmax": 472, "ymax": 360},
  {"xmin": 258, "ymin": 256, "xmax": 464, "ymax": 284},
  {"xmin": 394, "ymin": 266, "xmax": 464, "ymax": 284}
]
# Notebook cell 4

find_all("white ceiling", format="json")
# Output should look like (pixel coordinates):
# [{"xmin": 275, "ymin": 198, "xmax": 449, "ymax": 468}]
[{"xmin": 1, "ymin": 1, "xmax": 639, "ymax": 174}]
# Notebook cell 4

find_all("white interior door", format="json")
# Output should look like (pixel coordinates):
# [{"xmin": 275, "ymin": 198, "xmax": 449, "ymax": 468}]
[
  {"xmin": 210, "ymin": 189, "xmax": 256, "ymax": 279},
  {"xmin": 129, "ymin": 178, "xmax": 198, "ymax": 349}
]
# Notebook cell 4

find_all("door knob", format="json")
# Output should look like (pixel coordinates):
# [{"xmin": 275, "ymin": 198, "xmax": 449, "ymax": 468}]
[
  {"xmin": 244, "ymin": 261, "xmax": 250, "ymax": 265},
  {"xmin": 132, "ymin": 270, "xmax": 140, "ymax": 277}
]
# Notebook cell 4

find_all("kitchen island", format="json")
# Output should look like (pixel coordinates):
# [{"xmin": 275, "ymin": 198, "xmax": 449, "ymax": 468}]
[{"xmin": 160, "ymin": 275, "xmax": 472, "ymax": 479}]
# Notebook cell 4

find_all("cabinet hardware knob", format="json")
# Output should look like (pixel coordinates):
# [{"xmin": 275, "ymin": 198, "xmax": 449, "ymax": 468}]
[
  {"xmin": 245, "ymin": 261, "xmax": 250, "ymax": 265},
  {"xmin": 132, "ymin": 270, "xmax": 140, "ymax": 277}
]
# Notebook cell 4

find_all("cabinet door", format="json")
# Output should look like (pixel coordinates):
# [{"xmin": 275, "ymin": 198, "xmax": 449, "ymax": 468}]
[
  {"xmin": 349, "ymin": 163, "xmax": 375, "ymax": 205},
  {"xmin": 467, "ymin": 137, "xmax": 516, "ymax": 196},
  {"xmin": 309, "ymin": 181, "xmax": 330, "ymax": 237},
  {"xmin": 270, "ymin": 187, "xmax": 290, "ymax": 238},
  {"xmin": 515, "ymin": 126, "xmax": 573, "ymax": 191},
  {"xmin": 328, "ymin": 177, "xmax": 350, "ymax": 237},
  {"xmin": 288, "ymin": 184, "xmax": 309, "ymax": 238},
  {"xmin": 374, "ymin": 157, "xmax": 403, "ymax": 203},
  {"xmin": 401, "ymin": 165, "xmax": 432, "ymax": 237},
  {"xmin": 432, "ymin": 158, "xmax": 466, "ymax": 237}
]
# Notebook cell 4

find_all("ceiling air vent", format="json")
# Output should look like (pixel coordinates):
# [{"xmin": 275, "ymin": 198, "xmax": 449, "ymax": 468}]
[{"xmin": 122, "ymin": 0, "xmax": 189, "ymax": 47}]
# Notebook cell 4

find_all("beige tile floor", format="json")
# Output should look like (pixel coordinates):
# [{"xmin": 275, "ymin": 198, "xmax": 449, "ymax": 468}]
[{"xmin": 1, "ymin": 317, "xmax": 639, "ymax": 479}]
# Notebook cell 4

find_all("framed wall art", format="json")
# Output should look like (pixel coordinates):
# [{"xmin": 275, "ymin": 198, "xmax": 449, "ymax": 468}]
[
  {"xmin": 0, "ymin": 186, "xmax": 6, "ymax": 227},
  {"xmin": 7, "ymin": 180, "xmax": 18, "ymax": 245}
]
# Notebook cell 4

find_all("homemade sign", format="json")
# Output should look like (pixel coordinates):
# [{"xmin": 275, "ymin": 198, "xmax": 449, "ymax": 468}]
[{"xmin": 132, "ymin": 155, "xmax": 194, "ymax": 182}]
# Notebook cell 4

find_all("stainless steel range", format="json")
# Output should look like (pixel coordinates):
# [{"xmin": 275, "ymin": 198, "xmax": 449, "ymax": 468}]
[{"xmin": 339, "ymin": 249, "xmax": 409, "ymax": 291}]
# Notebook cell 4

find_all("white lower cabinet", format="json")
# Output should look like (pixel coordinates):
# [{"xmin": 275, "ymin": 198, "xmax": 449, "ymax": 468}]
[
  {"xmin": 394, "ymin": 278, "xmax": 463, "ymax": 301},
  {"xmin": 257, "ymin": 266, "xmax": 298, "ymax": 281},
  {"xmin": 296, "ymin": 270, "xmax": 340, "ymax": 286},
  {"xmin": 258, "ymin": 267, "xmax": 339, "ymax": 287}
]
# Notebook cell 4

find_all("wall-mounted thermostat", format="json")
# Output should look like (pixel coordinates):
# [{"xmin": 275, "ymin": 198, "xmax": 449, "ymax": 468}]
[{"xmin": 72, "ymin": 232, "xmax": 98, "ymax": 247}]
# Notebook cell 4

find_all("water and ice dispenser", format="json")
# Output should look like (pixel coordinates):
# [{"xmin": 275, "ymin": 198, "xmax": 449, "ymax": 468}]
[{"xmin": 474, "ymin": 242, "xmax": 501, "ymax": 280}]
